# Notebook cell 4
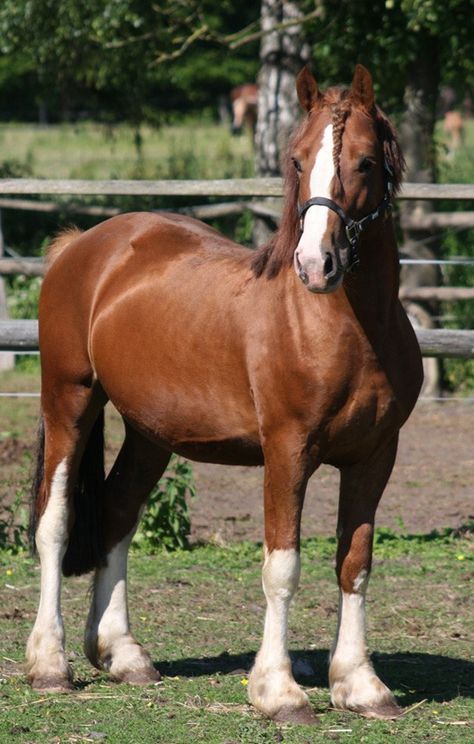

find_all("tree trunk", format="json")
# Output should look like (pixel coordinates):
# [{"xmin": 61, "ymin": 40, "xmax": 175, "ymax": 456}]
[
  {"xmin": 399, "ymin": 34, "xmax": 441, "ymax": 395},
  {"xmin": 253, "ymin": 0, "xmax": 310, "ymax": 246}
]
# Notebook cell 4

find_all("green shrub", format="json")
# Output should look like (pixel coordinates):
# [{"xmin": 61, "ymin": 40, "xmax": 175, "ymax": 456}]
[
  {"xmin": 6, "ymin": 274, "xmax": 41, "ymax": 319},
  {"xmin": 133, "ymin": 456, "xmax": 195, "ymax": 552},
  {"xmin": 0, "ymin": 487, "xmax": 28, "ymax": 554}
]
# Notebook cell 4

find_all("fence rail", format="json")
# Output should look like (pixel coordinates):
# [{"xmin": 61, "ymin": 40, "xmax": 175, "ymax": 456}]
[
  {"xmin": 1, "ymin": 178, "xmax": 474, "ymax": 199},
  {"xmin": 1, "ymin": 320, "xmax": 473, "ymax": 358},
  {"xmin": 1, "ymin": 178, "xmax": 473, "ymax": 361}
]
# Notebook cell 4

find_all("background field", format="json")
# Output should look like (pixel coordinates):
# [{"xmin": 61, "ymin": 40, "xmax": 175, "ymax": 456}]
[
  {"xmin": 1, "ymin": 112, "xmax": 473, "ymax": 744},
  {"xmin": 0, "ymin": 120, "xmax": 255, "ymax": 180}
]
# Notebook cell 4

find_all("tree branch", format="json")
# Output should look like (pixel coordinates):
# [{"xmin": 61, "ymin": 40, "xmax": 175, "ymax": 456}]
[
  {"xmin": 154, "ymin": 24, "xmax": 209, "ymax": 65},
  {"xmin": 99, "ymin": 3, "xmax": 325, "ymax": 65}
]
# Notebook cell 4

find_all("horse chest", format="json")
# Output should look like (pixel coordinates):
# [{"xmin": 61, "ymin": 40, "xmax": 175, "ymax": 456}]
[{"xmin": 321, "ymin": 365, "xmax": 401, "ymax": 463}]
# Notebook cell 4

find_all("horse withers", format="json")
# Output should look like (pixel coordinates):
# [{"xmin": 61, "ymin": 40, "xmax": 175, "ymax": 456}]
[{"xmin": 27, "ymin": 65, "xmax": 422, "ymax": 723}]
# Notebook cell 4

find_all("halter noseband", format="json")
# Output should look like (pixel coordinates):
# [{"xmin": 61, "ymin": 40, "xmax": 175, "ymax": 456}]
[{"xmin": 297, "ymin": 163, "xmax": 393, "ymax": 271}]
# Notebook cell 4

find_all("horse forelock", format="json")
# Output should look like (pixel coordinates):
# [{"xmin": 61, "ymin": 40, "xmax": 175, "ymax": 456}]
[{"xmin": 251, "ymin": 86, "xmax": 404, "ymax": 279}]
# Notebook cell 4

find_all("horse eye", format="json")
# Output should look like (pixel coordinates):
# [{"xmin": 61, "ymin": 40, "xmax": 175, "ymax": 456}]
[
  {"xmin": 358, "ymin": 157, "xmax": 375, "ymax": 173},
  {"xmin": 292, "ymin": 157, "xmax": 303, "ymax": 173}
]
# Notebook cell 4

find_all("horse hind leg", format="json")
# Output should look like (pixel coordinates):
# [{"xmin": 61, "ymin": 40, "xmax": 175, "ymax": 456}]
[
  {"xmin": 329, "ymin": 436, "xmax": 403, "ymax": 719},
  {"xmin": 27, "ymin": 384, "xmax": 106, "ymax": 691},
  {"xmin": 84, "ymin": 424, "xmax": 171, "ymax": 684}
]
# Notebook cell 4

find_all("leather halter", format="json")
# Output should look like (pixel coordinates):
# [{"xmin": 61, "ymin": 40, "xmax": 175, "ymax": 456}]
[{"xmin": 297, "ymin": 164, "xmax": 393, "ymax": 271}]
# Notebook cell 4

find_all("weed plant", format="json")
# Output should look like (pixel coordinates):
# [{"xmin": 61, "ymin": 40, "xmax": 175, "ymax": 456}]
[{"xmin": 133, "ymin": 456, "xmax": 196, "ymax": 552}]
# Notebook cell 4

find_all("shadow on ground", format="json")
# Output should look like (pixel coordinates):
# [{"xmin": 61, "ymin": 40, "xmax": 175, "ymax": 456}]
[{"xmin": 156, "ymin": 649, "xmax": 473, "ymax": 706}]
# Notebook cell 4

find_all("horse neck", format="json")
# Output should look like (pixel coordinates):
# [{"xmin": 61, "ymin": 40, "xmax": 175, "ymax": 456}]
[{"xmin": 342, "ymin": 216, "xmax": 400, "ymax": 328}]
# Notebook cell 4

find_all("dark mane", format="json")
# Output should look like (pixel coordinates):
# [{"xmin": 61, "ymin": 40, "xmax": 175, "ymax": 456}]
[
  {"xmin": 251, "ymin": 119, "xmax": 306, "ymax": 279},
  {"xmin": 251, "ymin": 88, "xmax": 405, "ymax": 279}
]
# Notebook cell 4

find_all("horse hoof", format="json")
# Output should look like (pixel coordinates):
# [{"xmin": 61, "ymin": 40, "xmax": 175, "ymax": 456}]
[
  {"xmin": 357, "ymin": 701, "xmax": 403, "ymax": 720},
  {"xmin": 117, "ymin": 668, "xmax": 161, "ymax": 685},
  {"xmin": 272, "ymin": 703, "xmax": 319, "ymax": 725},
  {"xmin": 31, "ymin": 676, "xmax": 74, "ymax": 693}
]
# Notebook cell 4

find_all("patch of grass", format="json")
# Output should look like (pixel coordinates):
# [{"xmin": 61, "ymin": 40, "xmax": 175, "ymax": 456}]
[
  {"xmin": 0, "ymin": 120, "xmax": 254, "ymax": 181},
  {"xmin": 0, "ymin": 532, "xmax": 472, "ymax": 743}
]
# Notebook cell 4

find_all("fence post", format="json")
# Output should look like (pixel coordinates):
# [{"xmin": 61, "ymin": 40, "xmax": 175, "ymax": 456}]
[{"xmin": 0, "ymin": 210, "xmax": 15, "ymax": 371}]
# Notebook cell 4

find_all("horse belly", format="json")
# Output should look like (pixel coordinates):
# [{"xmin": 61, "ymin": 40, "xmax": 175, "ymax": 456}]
[{"xmin": 90, "ymin": 298, "xmax": 262, "ymax": 465}]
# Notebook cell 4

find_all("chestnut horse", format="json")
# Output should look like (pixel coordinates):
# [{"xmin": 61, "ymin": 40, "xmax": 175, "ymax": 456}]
[
  {"xmin": 231, "ymin": 83, "xmax": 258, "ymax": 135},
  {"xmin": 27, "ymin": 65, "xmax": 422, "ymax": 723}
]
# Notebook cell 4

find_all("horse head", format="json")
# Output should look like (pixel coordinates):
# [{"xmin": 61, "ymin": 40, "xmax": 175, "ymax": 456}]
[{"xmin": 290, "ymin": 65, "xmax": 404, "ymax": 293}]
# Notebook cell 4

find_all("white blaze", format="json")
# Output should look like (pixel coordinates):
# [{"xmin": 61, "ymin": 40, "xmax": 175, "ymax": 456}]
[{"xmin": 296, "ymin": 123, "xmax": 335, "ymax": 260}]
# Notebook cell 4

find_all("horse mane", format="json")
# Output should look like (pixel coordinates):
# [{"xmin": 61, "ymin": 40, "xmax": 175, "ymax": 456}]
[{"xmin": 251, "ymin": 88, "xmax": 405, "ymax": 279}]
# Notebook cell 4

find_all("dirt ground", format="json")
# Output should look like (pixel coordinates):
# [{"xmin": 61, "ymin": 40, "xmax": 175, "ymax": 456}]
[
  {"xmin": 1, "ymin": 398, "xmax": 473, "ymax": 544},
  {"xmin": 188, "ymin": 401, "xmax": 474, "ymax": 544}
]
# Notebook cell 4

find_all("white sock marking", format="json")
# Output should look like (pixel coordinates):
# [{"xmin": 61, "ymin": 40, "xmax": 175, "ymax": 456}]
[
  {"xmin": 332, "ymin": 589, "xmax": 367, "ymax": 671},
  {"xmin": 248, "ymin": 549, "xmax": 309, "ymax": 715},
  {"xmin": 330, "ymin": 570, "xmax": 392, "ymax": 708},
  {"xmin": 27, "ymin": 458, "xmax": 70, "ymax": 678},
  {"xmin": 259, "ymin": 548, "xmax": 300, "ymax": 667},
  {"xmin": 85, "ymin": 516, "xmax": 153, "ymax": 676}
]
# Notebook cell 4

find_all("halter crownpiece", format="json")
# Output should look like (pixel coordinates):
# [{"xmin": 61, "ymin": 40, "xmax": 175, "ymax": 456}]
[{"xmin": 298, "ymin": 162, "xmax": 394, "ymax": 271}]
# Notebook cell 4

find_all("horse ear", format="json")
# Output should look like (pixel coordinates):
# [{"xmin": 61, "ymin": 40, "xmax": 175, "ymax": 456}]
[
  {"xmin": 351, "ymin": 64, "xmax": 375, "ymax": 111},
  {"xmin": 296, "ymin": 67, "xmax": 321, "ymax": 112}
]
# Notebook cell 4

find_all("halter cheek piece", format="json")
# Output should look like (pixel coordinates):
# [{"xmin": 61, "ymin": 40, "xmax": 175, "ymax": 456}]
[{"xmin": 297, "ymin": 162, "xmax": 394, "ymax": 272}]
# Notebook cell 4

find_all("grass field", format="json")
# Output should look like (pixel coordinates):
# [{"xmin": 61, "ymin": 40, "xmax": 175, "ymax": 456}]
[
  {"xmin": 0, "ymin": 120, "xmax": 255, "ymax": 181},
  {"xmin": 0, "ymin": 116, "xmax": 473, "ymax": 181},
  {"xmin": 0, "ymin": 532, "xmax": 472, "ymax": 743},
  {"xmin": 0, "ymin": 120, "xmax": 473, "ymax": 742}
]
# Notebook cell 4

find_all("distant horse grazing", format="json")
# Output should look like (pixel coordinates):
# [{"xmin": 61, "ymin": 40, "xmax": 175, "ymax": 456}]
[
  {"xmin": 231, "ymin": 83, "xmax": 258, "ymax": 135},
  {"xmin": 27, "ymin": 65, "xmax": 422, "ymax": 723},
  {"xmin": 443, "ymin": 110, "xmax": 464, "ymax": 158}
]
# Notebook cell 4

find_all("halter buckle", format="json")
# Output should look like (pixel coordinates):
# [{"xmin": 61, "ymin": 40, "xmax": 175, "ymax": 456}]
[{"xmin": 345, "ymin": 222, "xmax": 361, "ymax": 245}]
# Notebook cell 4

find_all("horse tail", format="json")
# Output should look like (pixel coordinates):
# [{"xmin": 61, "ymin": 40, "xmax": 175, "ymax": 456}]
[
  {"xmin": 29, "ymin": 411, "xmax": 107, "ymax": 577},
  {"xmin": 29, "ymin": 417, "xmax": 46, "ymax": 555},
  {"xmin": 46, "ymin": 227, "xmax": 83, "ymax": 267},
  {"xmin": 62, "ymin": 410, "xmax": 107, "ymax": 577}
]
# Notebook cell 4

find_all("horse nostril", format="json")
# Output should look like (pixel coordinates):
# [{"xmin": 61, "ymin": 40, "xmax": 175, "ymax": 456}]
[
  {"xmin": 324, "ymin": 252, "xmax": 335, "ymax": 279},
  {"xmin": 295, "ymin": 253, "xmax": 309, "ymax": 284}
]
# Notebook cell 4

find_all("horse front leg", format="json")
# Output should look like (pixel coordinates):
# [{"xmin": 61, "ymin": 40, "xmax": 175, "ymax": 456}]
[
  {"xmin": 248, "ymin": 432, "xmax": 317, "ymax": 724},
  {"xmin": 329, "ymin": 436, "xmax": 402, "ymax": 719}
]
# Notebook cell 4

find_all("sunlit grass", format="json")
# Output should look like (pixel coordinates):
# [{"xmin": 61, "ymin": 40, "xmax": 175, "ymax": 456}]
[{"xmin": 0, "ymin": 120, "xmax": 255, "ymax": 180}]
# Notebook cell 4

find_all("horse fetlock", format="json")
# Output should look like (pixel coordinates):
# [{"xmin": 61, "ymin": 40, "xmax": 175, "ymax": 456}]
[
  {"xmin": 247, "ymin": 663, "xmax": 313, "ymax": 721},
  {"xmin": 329, "ymin": 661, "xmax": 401, "ymax": 718},
  {"xmin": 26, "ymin": 633, "xmax": 73, "ymax": 692},
  {"xmin": 87, "ymin": 633, "xmax": 159, "ymax": 683}
]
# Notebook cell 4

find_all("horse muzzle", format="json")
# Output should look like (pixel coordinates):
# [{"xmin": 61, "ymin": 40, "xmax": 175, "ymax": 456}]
[{"xmin": 294, "ymin": 247, "xmax": 344, "ymax": 293}]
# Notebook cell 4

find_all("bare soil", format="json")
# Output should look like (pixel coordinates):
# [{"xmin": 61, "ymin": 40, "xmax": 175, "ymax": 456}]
[
  {"xmin": 188, "ymin": 401, "xmax": 474, "ymax": 544},
  {"xmin": 1, "ymin": 399, "xmax": 473, "ymax": 543}
]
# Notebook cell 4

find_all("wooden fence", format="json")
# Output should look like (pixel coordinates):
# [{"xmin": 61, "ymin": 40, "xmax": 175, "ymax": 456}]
[
  {"xmin": 0, "ymin": 178, "xmax": 473, "ymax": 358},
  {"xmin": 1, "ymin": 321, "xmax": 473, "ymax": 358},
  {"xmin": 0, "ymin": 178, "xmax": 474, "ymax": 198}
]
